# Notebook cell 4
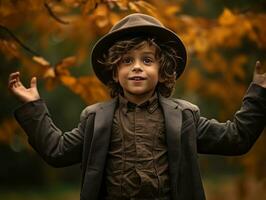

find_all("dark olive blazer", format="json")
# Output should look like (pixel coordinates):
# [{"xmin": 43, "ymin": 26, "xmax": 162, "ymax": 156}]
[{"xmin": 14, "ymin": 84, "xmax": 266, "ymax": 200}]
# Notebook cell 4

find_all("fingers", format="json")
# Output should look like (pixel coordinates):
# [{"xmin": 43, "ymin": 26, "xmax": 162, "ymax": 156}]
[
  {"xmin": 9, "ymin": 72, "xmax": 38, "ymax": 91},
  {"xmin": 30, "ymin": 77, "xmax": 37, "ymax": 88},
  {"xmin": 8, "ymin": 71, "xmax": 20, "ymax": 89}
]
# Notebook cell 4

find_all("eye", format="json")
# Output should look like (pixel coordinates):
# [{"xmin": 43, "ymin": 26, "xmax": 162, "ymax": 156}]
[
  {"xmin": 121, "ymin": 56, "xmax": 132, "ymax": 65},
  {"xmin": 143, "ymin": 57, "xmax": 154, "ymax": 65}
]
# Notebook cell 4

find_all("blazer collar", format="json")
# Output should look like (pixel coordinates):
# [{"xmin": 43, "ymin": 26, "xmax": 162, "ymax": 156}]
[
  {"xmin": 87, "ymin": 98, "xmax": 117, "ymax": 170},
  {"xmin": 159, "ymin": 96, "xmax": 182, "ymax": 189}
]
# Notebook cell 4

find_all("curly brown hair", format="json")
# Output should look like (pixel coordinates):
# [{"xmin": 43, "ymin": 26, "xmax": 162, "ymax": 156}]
[{"xmin": 100, "ymin": 36, "xmax": 181, "ymax": 98}]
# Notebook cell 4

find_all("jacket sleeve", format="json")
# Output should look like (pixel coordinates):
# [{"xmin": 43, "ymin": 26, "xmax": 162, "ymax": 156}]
[
  {"xmin": 196, "ymin": 83, "xmax": 266, "ymax": 155},
  {"xmin": 14, "ymin": 99, "xmax": 92, "ymax": 167}
]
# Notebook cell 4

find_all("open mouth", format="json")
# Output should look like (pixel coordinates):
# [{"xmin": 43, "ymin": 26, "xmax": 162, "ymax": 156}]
[{"xmin": 128, "ymin": 76, "xmax": 146, "ymax": 81}]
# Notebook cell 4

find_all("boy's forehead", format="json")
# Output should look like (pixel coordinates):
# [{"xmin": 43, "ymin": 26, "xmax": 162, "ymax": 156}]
[{"xmin": 127, "ymin": 42, "xmax": 157, "ymax": 54}]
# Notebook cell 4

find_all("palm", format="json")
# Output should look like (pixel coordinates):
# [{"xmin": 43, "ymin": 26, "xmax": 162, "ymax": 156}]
[
  {"xmin": 13, "ymin": 84, "xmax": 39, "ymax": 102},
  {"xmin": 9, "ymin": 72, "xmax": 40, "ymax": 103}
]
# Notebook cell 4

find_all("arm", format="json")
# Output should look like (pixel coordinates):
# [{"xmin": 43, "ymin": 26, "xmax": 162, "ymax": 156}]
[
  {"xmin": 196, "ymin": 61, "xmax": 266, "ymax": 155},
  {"xmin": 14, "ymin": 100, "xmax": 88, "ymax": 167},
  {"xmin": 9, "ymin": 72, "xmax": 87, "ymax": 167}
]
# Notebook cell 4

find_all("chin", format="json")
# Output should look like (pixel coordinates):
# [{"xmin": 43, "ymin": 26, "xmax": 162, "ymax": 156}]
[{"xmin": 129, "ymin": 89, "xmax": 153, "ymax": 96}]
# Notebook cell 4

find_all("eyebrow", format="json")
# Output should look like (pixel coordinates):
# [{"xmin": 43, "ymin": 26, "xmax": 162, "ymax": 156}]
[
  {"xmin": 123, "ymin": 51, "xmax": 155, "ymax": 56},
  {"xmin": 141, "ymin": 51, "xmax": 156, "ymax": 55}
]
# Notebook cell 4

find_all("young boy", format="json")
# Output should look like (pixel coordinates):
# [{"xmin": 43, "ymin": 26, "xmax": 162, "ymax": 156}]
[{"xmin": 8, "ymin": 13, "xmax": 266, "ymax": 200}]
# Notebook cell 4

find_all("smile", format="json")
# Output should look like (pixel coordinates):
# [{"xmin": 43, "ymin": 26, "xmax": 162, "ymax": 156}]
[{"xmin": 128, "ymin": 76, "xmax": 146, "ymax": 81}]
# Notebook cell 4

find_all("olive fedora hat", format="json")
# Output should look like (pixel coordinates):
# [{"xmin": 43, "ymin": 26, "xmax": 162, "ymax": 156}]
[{"xmin": 91, "ymin": 13, "xmax": 187, "ymax": 85}]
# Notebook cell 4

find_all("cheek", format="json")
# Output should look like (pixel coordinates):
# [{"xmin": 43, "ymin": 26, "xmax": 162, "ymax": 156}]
[
  {"xmin": 150, "ymin": 68, "xmax": 160, "ymax": 82},
  {"xmin": 116, "ymin": 68, "xmax": 128, "ymax": 82}
]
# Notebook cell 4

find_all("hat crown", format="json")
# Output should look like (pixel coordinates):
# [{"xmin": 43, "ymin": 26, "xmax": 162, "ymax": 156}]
[
  {"xmin": 110, "ymin": 13, "xmax": 164, "ymax": 33},
  {"xmin": 91, "ymin": 13, "xmax": 187, "ymax": 85}
]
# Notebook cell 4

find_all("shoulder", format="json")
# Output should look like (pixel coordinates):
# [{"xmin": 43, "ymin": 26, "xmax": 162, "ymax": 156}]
[
  {"xmin": 163, "ymin": 97, "xmax": 199, "ymax": 113},
  {"xmin": 80, "ymin": 98, "xmax": 117, "ymax": 120},
  {"xmin": 173, "ymin": 98, "xmax": 199, "ymax": 111},
  {"xmin": 81, "ymin": 102, "xmax": 101, "ymax": 116}
]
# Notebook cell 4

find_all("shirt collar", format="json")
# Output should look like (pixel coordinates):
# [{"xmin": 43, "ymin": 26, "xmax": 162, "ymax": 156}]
[{"xmin": 118, "ymin": 93, "xmax": 159, "ymax": 113}]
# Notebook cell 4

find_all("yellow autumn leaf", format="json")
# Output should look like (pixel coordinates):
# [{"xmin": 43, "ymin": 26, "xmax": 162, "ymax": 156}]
[
  {"xmin": 115, "ymin": 0, "xmax": 128, "ymax": 10},
  {"xmin": 128, "ymin": 2, "xmax": 141, "ymax": 12},
  {"xmin": 60, "ymin": 75, "xmax": 77, "ymax": 86},
  {"xmin": 165, "ymin": 5, "xmax": 181, "ymax": 16},
  {"xmin": 58, "ymin": 56, "xmax": 77, "ymax": 69},
  {"xmin": 43, "ymin": 67, "xmax": 56, "ymax": 78},
  {"xmin": 55, "ymin": 56, "xmax": 77, "ymax": 76},
  {"xmin": 218, "ymin": 8, "xmax": 237, "ymax": 26},
  {"xmin": 33, "ymin": 56, "xmax": 50, "ymax": 66}
]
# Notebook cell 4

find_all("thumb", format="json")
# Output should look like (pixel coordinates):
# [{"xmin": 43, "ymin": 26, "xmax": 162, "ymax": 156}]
[
  {"xmin": 30, "ymin": 77, "xmax": 37, "ymax": 88},
  {"xmin": 254, "ymin": 60, "xmax": 262, "ymax": 75}
]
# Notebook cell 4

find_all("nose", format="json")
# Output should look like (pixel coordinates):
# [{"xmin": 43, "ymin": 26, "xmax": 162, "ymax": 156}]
[{"xmin": 131, "ymin": 61, "xmax": 143, "ymax": 72}]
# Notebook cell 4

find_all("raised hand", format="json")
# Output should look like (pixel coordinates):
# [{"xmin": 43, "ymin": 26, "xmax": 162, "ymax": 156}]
[
  {"xmin": 8, "ymin": 72, "xmax": 40, "ymax": 103},
  {"xmin": 253, "ymin": 61, "xmax": 266, "ymax": 88}
]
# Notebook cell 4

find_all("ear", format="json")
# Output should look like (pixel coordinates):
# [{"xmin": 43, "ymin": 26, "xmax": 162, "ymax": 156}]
[{"xmin": 112, "ymin": 70, "xmax": 118, "ymax": 82}]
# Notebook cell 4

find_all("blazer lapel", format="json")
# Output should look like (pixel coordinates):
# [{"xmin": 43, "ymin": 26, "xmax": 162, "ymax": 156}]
[
  {"xmin": 159, "ymin": 96, "xmax": 182, "ymax": 197},
  {"xmin": 87, "ymin": 98, "xmax": 117, "ymax": 170}
]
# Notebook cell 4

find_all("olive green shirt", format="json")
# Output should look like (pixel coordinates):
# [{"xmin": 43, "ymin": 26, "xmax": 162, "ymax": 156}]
[{"xmin": 104, "ymin": 94, "xmax": 171, "ymax": 199}]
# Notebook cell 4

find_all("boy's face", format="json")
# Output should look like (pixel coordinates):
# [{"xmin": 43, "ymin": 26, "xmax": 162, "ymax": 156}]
[{"xmin": 114, "ymin": 43, "xmax": 160, "ymax": 104}]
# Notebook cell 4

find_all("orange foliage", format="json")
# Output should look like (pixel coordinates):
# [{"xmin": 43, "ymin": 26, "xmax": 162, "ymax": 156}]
[
  {"xmin": 33, "ymin": 55, "xmax": 109, "ymax": 104},
  {"xmin": 1, "ymin": 1, "xmax": 265, "ymax": 195},
  {"xmin": 1, "ymin": 0, "xmax": 265, "ymax": 138},
  {"xmin": 0, "ymin": 1, "xmax": 265, "ymax": 128}
]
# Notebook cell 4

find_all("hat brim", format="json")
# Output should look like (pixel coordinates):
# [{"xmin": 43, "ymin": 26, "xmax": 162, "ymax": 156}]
[{"xmin": 91, "ymin": 25, "xmax": 187, "ymax": 85}]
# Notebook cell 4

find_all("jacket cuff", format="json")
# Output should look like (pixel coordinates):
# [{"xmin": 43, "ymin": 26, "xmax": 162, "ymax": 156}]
[
  {"xmin": 14, "ymin": 99, "xmax": 50, "ymax": 123},
  {"xmin": 245, "ymin": 83, "xmax": 266, "ymax": 104}
]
